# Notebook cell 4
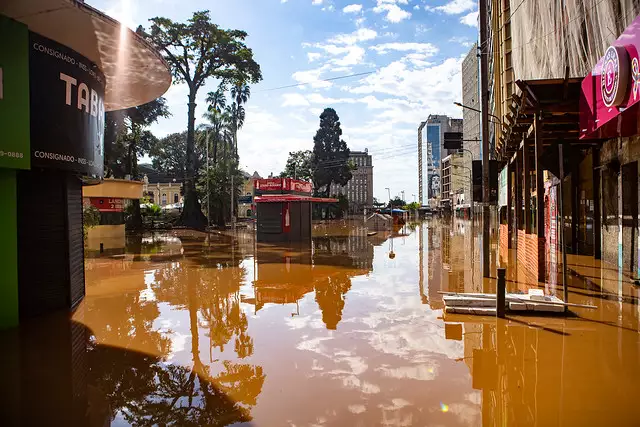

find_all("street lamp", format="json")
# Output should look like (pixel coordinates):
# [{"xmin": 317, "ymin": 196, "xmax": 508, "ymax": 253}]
[{"xmin": 453, "ymin": 101, "xmax": 502, "ymax": 125}]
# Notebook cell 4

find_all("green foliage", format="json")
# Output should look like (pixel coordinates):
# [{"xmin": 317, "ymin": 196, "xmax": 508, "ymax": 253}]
[
  {"xmin": 149, "ymin": 130, "xmax": 206, "ymax": 179},
  {"xmin": 82, "ymin": 204, "xmax": 101, "ymax": 245},
  {"xmin": 104, "ymin": 97, "xmax": 169, "ymax": 179},
  {"xmin": 404, "ymin": 202, "xmax": 421, "ymax": 212},
  {"xmin": 142, "ymin": 203, "xmax": 162, "ymax": 217},
  {"xmin": 144, "ymin": 11, "xmax": 262, "ymax": 228},
  {"xmin": 280, "ymin": 150, "xmax": 313, "ymax": 181},
  {"xmin": 311, "ymin": 108, "xmax": 353, "ymax": 196},
  {"xmin": 389, "ymin": 197, "xmax": 406, "ymax": 207},
  {"xmin": 198, "ymin": 159, "xmax": 244, "ymax": 226}
]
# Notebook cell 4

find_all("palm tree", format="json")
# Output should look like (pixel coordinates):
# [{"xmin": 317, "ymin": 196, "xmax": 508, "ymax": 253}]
[
  {"xmin": 204, "ymin": 85, "xmax": 228, "ymax": 164},
  {"xmin": 229, "ymin": 82, "xmax": 251, "ymax": 157}
]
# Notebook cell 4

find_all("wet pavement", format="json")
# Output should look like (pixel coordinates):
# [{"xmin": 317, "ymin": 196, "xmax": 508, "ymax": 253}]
[{"xmin": 1, "ymin": 218, "xmax": 640, "ymax": 426}]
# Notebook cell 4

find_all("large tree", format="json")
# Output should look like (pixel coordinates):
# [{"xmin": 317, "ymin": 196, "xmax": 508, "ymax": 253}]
[
  {"xmin": 145, "ymin": 11, "xmax": 262, "ymax": 229},
  {"xmin": 279, "ymin": 150, "xmax": 313, "ymax": 181},
  {"xmin": 149, "ymin": 130, "xmax": 206, "ymax": 179},
  {"xmin": 311, "ymin": 108, "xmax": 353, "ymax": 196}
]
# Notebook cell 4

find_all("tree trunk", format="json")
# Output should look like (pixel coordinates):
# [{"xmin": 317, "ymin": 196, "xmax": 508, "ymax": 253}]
[
  {"xmin": 178, "ymin": 88, "xmax": 207, "ymax": 229},
  {"xmin": 125, "ymin": 141, "xmax": 143, "ymax": 230}
]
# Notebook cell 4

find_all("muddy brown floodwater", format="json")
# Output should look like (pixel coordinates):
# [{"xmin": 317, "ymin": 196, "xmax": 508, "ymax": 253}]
[{"xmin": 1, "ymin": 219, "xmax": 639, "ymax": 426}]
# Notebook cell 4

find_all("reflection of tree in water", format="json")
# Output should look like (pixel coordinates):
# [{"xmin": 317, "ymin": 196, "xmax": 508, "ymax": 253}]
[
  {"xmin": 88, "ymin": 342, "xmax": 261, "ymax": 426},
  {"xmin": 314, "ymin": 274, "xmax": 352, "ymax": 330},
  {"xmin": 86, "ymin": 235, "xmax": 265, "ymax": 425}
]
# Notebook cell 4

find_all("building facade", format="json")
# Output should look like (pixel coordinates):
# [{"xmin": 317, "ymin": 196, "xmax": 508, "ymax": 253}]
[
  {"xmin": 487, "ymin": 0, "xmax": 640, "ymax": 288},
  {"xmin": 441, "ymin": 154, "xmax": 468, "ymax": 212},
  {"xmin": 461, "ymin": 43, "xmax": 480, "ymax": 209},
  {"xmin": 329, "ymin": 150, "xmax": 373, "ymax": 213},
  {"xmin": 423, "ymin": 115, "xmax": 463, "ymax": 206},
  {"xmin": 139, "ymin": 164, "xmax": 183, "ymax": 207}
]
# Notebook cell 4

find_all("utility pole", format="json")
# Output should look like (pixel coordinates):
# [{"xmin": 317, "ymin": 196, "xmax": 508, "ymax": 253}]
[
  {"xmin": 401, "ymin": 190, "xmax": 405, "ymax": 203},
  {"xmin": 479, "ymin": 0, "xmax": 491, "ymax": 278}
]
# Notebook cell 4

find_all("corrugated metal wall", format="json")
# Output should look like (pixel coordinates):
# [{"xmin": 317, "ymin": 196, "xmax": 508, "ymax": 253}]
[{"xmin": 17, "ymin": 170, "xmax": 85, "ymax": 318}]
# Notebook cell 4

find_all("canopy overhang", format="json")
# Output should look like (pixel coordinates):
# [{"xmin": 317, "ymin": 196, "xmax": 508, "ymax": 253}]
[
  {"xmin": 254, "ymin": 195, "xmax": 338, "ymax": 203},
  {"xmin": 1, "ymin": 0, "xmax": 171, "ymax": 111}
]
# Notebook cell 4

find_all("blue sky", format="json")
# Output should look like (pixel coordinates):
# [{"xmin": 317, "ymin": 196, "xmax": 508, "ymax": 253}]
[{"xmin": 90, "ymin": 0, "xmax": 478, "ymax": 203}]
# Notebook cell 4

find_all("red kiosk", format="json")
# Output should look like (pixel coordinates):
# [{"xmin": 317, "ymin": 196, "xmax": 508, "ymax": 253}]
[{"xmin": 254, "ymin": 178, "xmax": 336, "ymax": 242}]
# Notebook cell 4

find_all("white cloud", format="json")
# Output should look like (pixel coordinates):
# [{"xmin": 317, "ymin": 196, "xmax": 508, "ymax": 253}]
[
  {"xmin": 282, "ymin": 93, "xmax": 311, "ymax": 107},
  {"xmin": 373, "ymin": 4, "xmax": 412, "ymax": 23},
  {"xmin": 312, "ymin": 0, "xmax": 323, "ymax": 4},
  {"xmin": 370, "ymin": 42, "xmax": 438, "ymax": 55},
  {"xmin": 430, "ymin": 0, "xmax": 476, "ymax": 14},
  {"xmin": 292, "ymin": 64, "xmax": 333, "ymax": 88},
  {"xmin": 460, "ymin": 10, "xmax": 478, "ymax": 26},
  {"xmin": 449, "ymin": 36, "xmax": 474, "ymax": 47},
  {"xmin": 342, "ymin": 3, "xmax": 362, "ymax": 13},
  {"xmin": 328, "ymin": 28, "xmax": 377, "ymax": 45},
  {"xmin": 307, "ymin": 52, "xmax": 322, "ymax": 62}
]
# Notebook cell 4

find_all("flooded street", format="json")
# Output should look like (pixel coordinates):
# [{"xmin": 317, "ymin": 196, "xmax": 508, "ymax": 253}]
[{"xmin": 3, "ymin": 219, "xmax": 640, "ymax": 426}]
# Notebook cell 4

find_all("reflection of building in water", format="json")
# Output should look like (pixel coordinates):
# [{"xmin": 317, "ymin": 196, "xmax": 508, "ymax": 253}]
[
  {"xmin": 313, "ymin": 234, "xmax": 374, "ymax": 270},
  {"xmin": 446, "ymin": 315, "xmax": 640, "ymax": 426},
  {"xmin": 441, "ymin": 221, "xmax": 466, "ymax": 295},
  {"xmin": 426, "ymin": 222, "xmax": 443, "ymax": 309},
  {"xmin": 249, "ymin": 237, "xmax": 371, "ymax": 329}
]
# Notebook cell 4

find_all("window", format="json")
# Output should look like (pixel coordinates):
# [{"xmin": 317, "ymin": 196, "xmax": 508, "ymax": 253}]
[
  {"xmin": 162, "ymin": 193, "xmax": 167, "ymax": 205},
  {"xmin": 174, "ymin": 193, "xmax": 179, "ymax": 203}
]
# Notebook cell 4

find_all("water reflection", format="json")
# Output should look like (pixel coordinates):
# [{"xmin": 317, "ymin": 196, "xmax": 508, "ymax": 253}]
[{"xmin": 3, "ymin": 220, "xmax": 640, "ymax": 425}]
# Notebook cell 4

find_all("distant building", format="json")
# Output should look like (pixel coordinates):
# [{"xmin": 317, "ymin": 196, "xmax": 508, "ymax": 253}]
[
  {"xmin": 329, "ymin": 149, "xmax": 373, "ymax": 213},
  {"xmin": 441, "ymin": 153, "xmax": 467, "ymax": 212},
  {"xmin": 238, "ymin": 171, "xmax": 261, "ymax": 218},
  {"xmin": 139, "ymin": 164, "xmax": 183, "ymax": 206},
  {"xmin": 422, "ymin": 115, "xmax": 463, "ymax": 205},
  {"xmin": 461, "ymin": 44, "xmax": 480, "ymax": 209}
]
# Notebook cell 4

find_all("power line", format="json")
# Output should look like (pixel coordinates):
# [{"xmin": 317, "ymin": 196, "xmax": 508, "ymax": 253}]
[{"xmin": 256, "ymin": 71, "xmax": 375, "ymax": 92}]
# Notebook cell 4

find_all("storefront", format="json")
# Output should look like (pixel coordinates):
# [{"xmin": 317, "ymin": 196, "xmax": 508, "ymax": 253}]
[
  {"xmin": 0, "ymin": 2, "xmax": 170, "ymax": 328},
  {"xmin": 580, "ymin": 13, "xmax": 640, "ymax": 277}
]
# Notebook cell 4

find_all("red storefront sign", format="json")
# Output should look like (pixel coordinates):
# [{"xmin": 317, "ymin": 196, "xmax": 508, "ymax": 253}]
[
  {"xmin": 287, "ymin": 179, "xmax": 313, "ymax": 194},
  {"xmin": 254, "ymin": 178, "xmax": 313, "ymax": 194},
  {"xmin": 581, "ymin": 14, "xmax": 640, "ymax": 139},
  {"xmin": 255, "ymin": 178, "xmax": 283, "ymax": 191},
  {"xmin": 90, "ymin": 197, "xmax": 124, "ymax": 212}
]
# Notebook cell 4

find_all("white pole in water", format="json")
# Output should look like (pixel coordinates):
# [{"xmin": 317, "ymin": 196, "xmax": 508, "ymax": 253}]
[{"xmin": 206, "ymin": 132, "xmax": 210, "ymax": 228}]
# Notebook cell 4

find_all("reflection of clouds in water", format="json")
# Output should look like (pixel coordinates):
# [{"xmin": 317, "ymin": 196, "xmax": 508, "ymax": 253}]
[
  {"xmin": 376, "ymin": 363, "xmax": 438, "ymax": 381},
  {"xmin": 379, "ymin": 398, "xmax": 414, "ymax": 427},
  {"xmin": 449, "ymin": 401, "xmax": 482, "ymax": 425},
  {"xmin": 164, "ymin": 332, "xmax": 189, "ymax": 361},
  {"xmin": 342, "ymin": 375, "xmax": 380, "ymax": 394},
  {"xmin": 348, "ymin": 404, "xmax": 367, "ymax": 414},
  {"xmin": 286, "ymin": 314, "xmax": 326, "ymax": 330}
]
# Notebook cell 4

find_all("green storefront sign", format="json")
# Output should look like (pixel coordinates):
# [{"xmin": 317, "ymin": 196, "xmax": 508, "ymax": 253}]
[{"xmin": 0, "ymin": 15, "xmax": 30, "ymax": 170}]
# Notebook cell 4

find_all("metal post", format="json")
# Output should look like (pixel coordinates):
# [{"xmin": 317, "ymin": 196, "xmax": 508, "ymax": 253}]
[
  {"xmin": 479, "ymin": 0, "xmax": 491, "ymax": 278},
  {"xmin": 497, "ymin": 267, "xmax": 506, "ymax": 318},
  {"xmin": 231, "ymin": 173, "xmax": 235, "ymax": 229},
  {"xmin": 558, "ymin": 142, "xmax": 568, "ymax": 307},
  {"xmin": 534, "ymin": 113, "xmax": 545, "ymax": 282},
  {"xmin": 523, "ymin": 138, "xmax": 531, "ymax": 234}
]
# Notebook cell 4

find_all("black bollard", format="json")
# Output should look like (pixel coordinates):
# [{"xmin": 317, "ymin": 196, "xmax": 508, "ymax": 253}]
[{"xmin": 497, "ymin": 268, "xmax": 506, "ymax": 318}]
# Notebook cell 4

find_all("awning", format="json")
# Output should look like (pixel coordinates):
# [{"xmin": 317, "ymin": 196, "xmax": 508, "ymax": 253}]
[
  {"xmin": 254, "ymin": 195, "xmax": 338, "ymax": 203},
  {"xmin": 498, "ymin": 77, "xmax": 587, "ymax": 167},
  {"xmin": 2, "ymin": 0, "xmax": 171, "ymax": 111}
]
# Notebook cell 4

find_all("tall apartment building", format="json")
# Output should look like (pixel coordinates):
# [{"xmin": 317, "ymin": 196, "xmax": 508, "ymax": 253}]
[
  {"xmin": 461, "ymin": 44, "xmax": 480, "ymax": 208},
  {"xmin": 441, "ymin": 153, "xmax": 467, "ymax": 210},
  {"xmin": 422, "ymin": 115, "xmax": 463, "ymax": 205},
  {"xmin": 329, "ymin": 150, "xmax": 373, "ymax": 213}
]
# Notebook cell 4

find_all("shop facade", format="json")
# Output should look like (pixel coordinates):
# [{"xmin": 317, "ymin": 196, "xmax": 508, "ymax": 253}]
[{"xmin": 0, "ymin": 2, "xmax": 170, "ymax": 329}]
